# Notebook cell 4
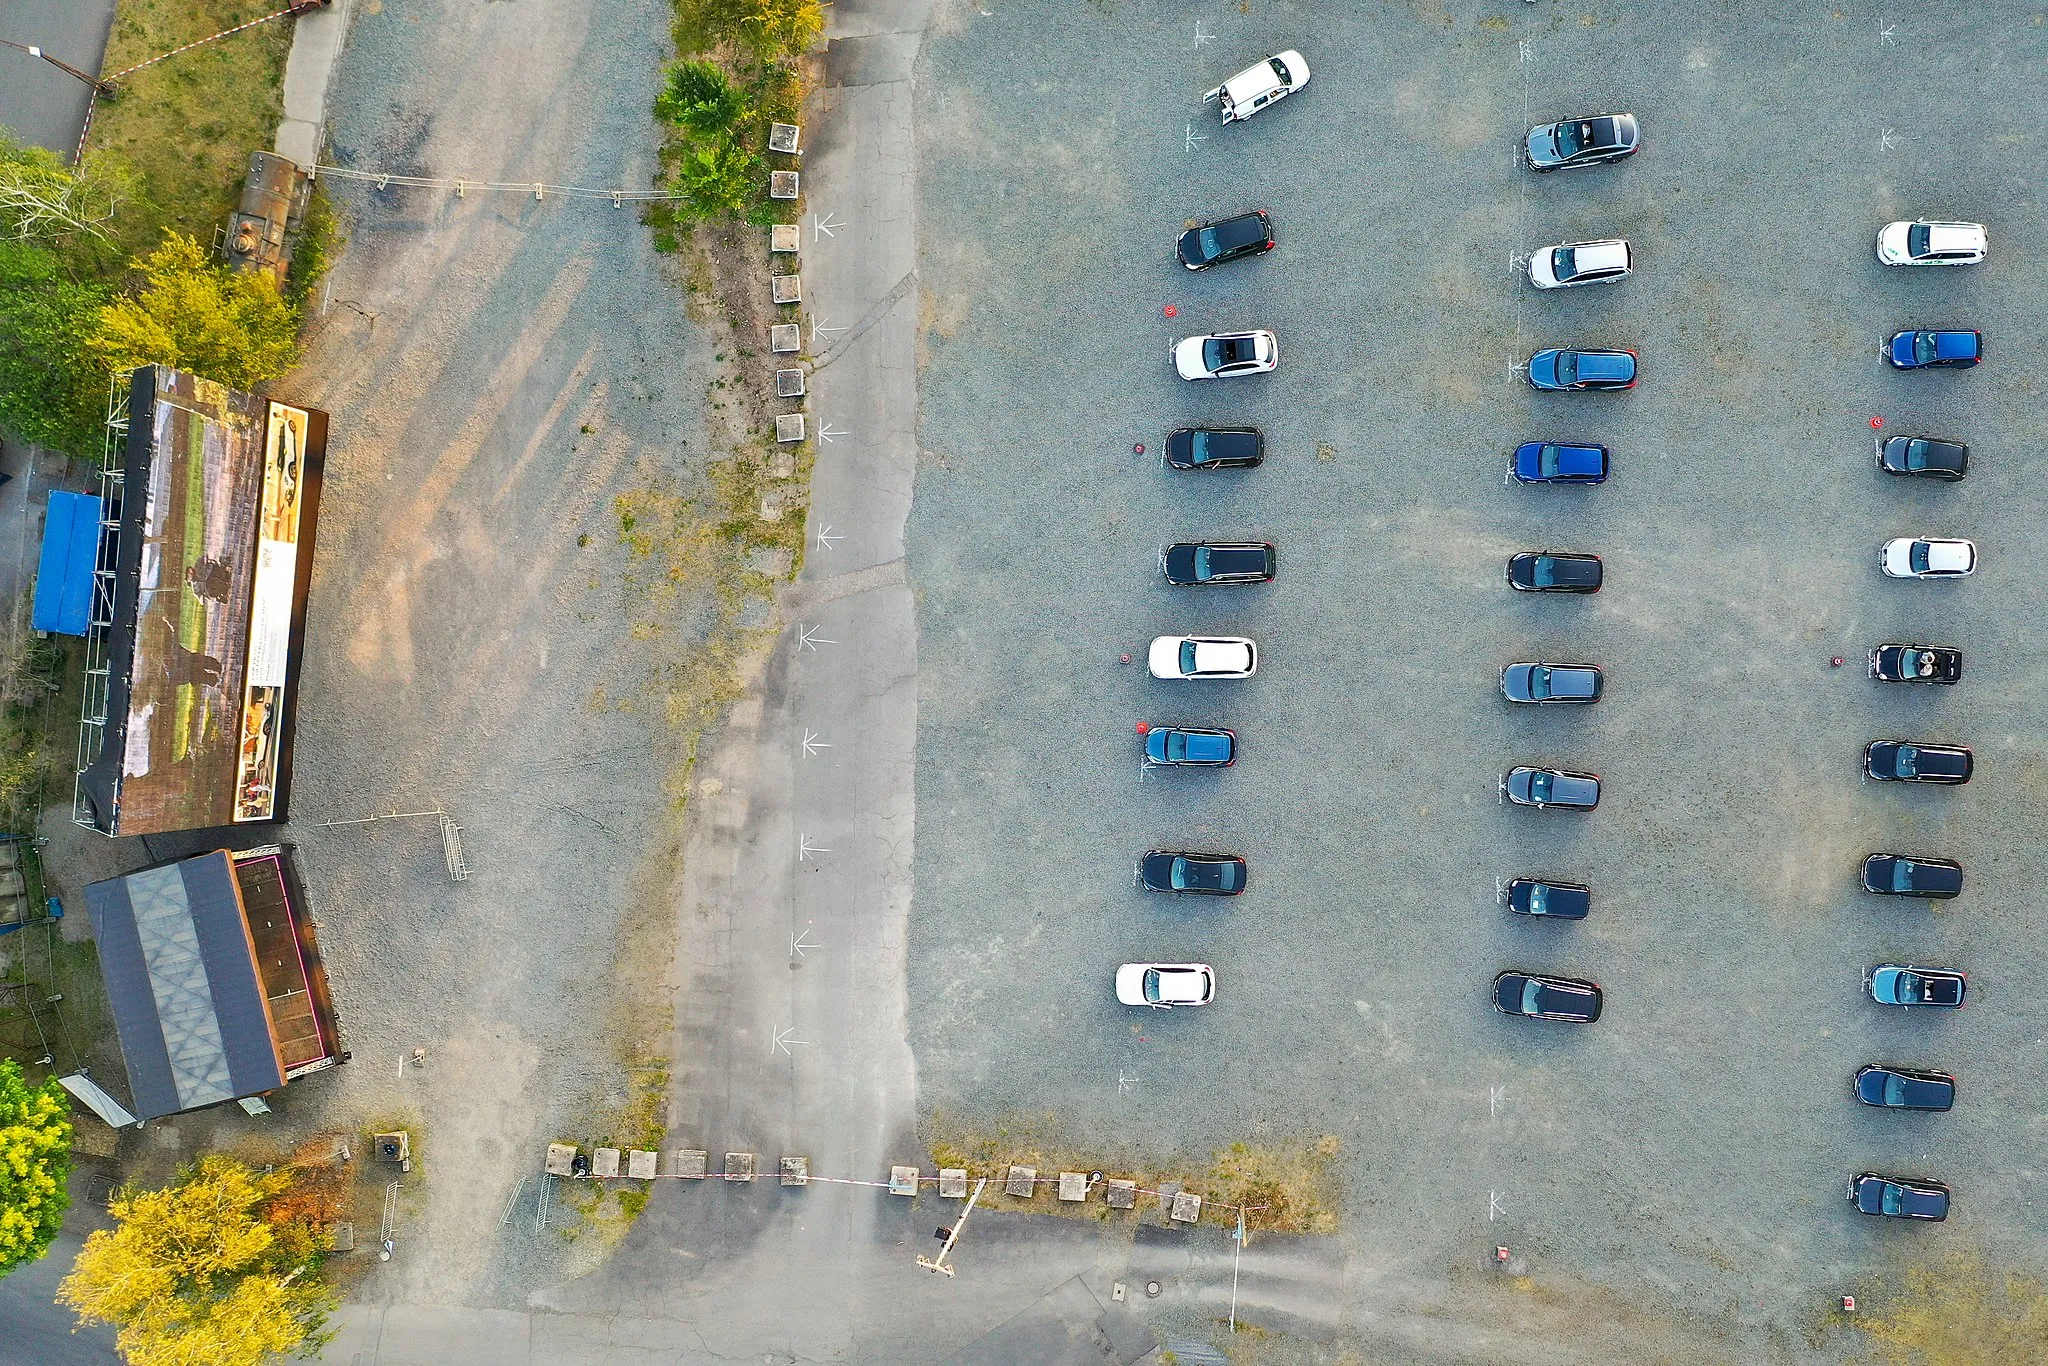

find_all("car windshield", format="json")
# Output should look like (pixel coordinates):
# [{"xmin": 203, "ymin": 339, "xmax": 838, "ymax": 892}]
[
  {"xmin": 1909, "ymin": 543, "xmax": 1932, "ymax": 573},
  {"xmin": 1195, "ymin": 227, "xmax": 1221, "ymax": 261},
  {"xmin": 1551, "ymin": 248, "xmax": 1576, "ymax": 281},
  {"xmin": 1896, "ymin": 972, "xmax": 1925, "ymax": 1004},
  {"xmin": 1553, "ymin": 122, "xmax": 1585, "ymax": 155},
  {"xmin": 1896, "ymin": 746, "xmax": 1919, "ymax": 777},
  {"xmin": 1178, "ymin": 640, "xmax": 1199, "ymax": 673},
  {"xmin": 1913, "ymin": 333, "xmax": 1939, "ymax": 365},
  {"xmin": 1143, "ymin": 969, "xmax": 1162, "ymax": 1003},
  {"xmin": 1529, "ymin": 771, "xmax": 1554, "ymax": 801},
  {"xmin": 1884, "ymin": 1075, "xmax": 1908, "ymax": 1107},
  {"xmin": 1538, "ymin": 445, "xmax": 1564, "ymax": 478},
  {"xmin": 1195, "ymin": 546, "xmax": 1214, "ymax": 579},
  {"xmin": 1881, "ymin": 1184, "xmax": 1905, "ymax": 1216},
  {"xmin": 1526, "ymin": 885, "xmax": 1548, "ymax": 915},
  {"xmin": 1556, "ymin": 353, "xmax": 1580, "ymax": 384},
  {"xmin": 1520, "ymin": 979, "xmax": 1543, "ymax": 1014},
  {"xmin": 1891, "ymin": 861, "xmax": 1916, "ymax": 893},
  {"xmin": 1165, "ymin": 732, "xmax": 1187, "ymax": 761},
  {"xmin": 1908, "ymin": 223, "xmax": 1932, "ymax": 257},
  {"xmin": 1531, "ymin": 557, "xmax": 1560, "ymax": 588},
  {"xmin": 1268, "ymin": 56, "xmax": 1291, "ymax": 84},
  {"xmin": 1530, "ymin": 665, "xmax": 1552, "ymax": 697}
]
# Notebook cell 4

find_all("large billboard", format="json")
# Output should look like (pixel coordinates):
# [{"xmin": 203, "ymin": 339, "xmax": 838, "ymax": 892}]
[{"xmin": 76, "ymin": 367, "xmax": 326, "ymax": 837}]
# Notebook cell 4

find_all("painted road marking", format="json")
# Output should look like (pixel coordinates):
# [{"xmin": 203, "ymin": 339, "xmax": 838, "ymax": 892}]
[
  {"xmin": 797, "ymin": 623, "xmax": 837, "ymax": 652},
  {"xmin": 801, "ymin": 728, "xmax": 832, "ymax": 757},
  {"xmin": 812, "ymin": 211, "xmax": 844, "ymax": 240},
  {"xmin": 798, "ymin": 833, "xmax": 830, "ymax": 860}
]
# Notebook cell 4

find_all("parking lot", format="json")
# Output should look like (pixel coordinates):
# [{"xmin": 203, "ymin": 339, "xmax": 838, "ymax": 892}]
[{"xmin": 906, "ymin": 2, "xmax": 2048, "ymax": 1356}]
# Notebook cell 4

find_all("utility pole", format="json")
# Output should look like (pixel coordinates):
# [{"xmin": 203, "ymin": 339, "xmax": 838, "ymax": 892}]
[{"xmin": 916, "ymin": 1177, "xmax": 988, "ymax": 1277}]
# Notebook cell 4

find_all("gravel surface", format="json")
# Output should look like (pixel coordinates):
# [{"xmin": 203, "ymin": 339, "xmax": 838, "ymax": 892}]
[{"xmin": 908, "ymin": 3, "xmax": 2048, "ymax": 1359}]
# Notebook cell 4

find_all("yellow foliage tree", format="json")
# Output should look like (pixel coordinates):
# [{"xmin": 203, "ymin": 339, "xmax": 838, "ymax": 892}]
[
  {"xmin": 58, "ymin": 1155, "xmax": 335, "ymax": 1366},
  {"xmin": 91, "ymin": 232, "xmax": 299, "ymax": 391},
  {"xmin": 0, "ymin": 1058, "xmax": 72, "ymax": 1276}
]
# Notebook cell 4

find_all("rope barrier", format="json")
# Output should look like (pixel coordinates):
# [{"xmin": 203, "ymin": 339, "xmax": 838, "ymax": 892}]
[
  {"xmin": 105, "ymin": 5, "xmax": 301, "ymax": 81},
  {"xmin": 558, "ymin": 1165, "xmax": 1262, "ymax": 1214},
  {"xmin": 311, "ymin": 164, "xmax": 684, "ymax": 204}
]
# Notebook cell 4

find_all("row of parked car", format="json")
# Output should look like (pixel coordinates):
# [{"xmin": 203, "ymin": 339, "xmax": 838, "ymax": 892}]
[
  {"xmin": 1113, "ymin": 49, "xmax": 1311, "ymax": 1011},
  {"xmin": 1837, "ymin": 213, "xmax": 1993, "ymax": 1224}
]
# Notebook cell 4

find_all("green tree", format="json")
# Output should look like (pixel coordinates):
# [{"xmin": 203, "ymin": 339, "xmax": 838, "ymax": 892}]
[
  {"xmin": 0, "ymin": 238, "xmax": 115, "ymax": 456},
  {"xmin": 92, "ymin": 232, "xmax": 299, "ymax": 391},
  {"xmin": 59, "ymin": 1155, "xmax": 335, "ymax": 1366},
  {"xmin": 0, "ymin": 1059, "xmax": 72, "ymax": 1277},
  {"xmin": 673, "ymin": 140, "xmax": 763, "ymax": 220},
  {"xmin": 655, "ymin": 60, "xmax": 748, "ymax": 136}
]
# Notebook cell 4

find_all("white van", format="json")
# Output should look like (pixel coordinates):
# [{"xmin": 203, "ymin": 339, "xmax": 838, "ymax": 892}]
[{"xmin": 1202, "ymin": 51, "xmax": 1310, "ymax": 123}]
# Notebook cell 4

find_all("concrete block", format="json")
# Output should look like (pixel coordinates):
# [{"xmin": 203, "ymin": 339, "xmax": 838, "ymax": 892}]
[
  {"xmin": 770, "ymin": 323, "xmax": 800, "ymax": 353},
  {"xmin": 1170, "ymin": 1191, "xmax": 1203, "ymax": 1224},
  {"xmin": 776, "ymin": 369, "xmax": 806, "ymax": 398},
  {"xmin": 775, "ymin": 413, "xmax": 805, "ymax": 443},
  {"xmin": 889, "ymin": 1165, "xmax": 919, "ymax": 1196},
  {"xmin": 723, "ymin": 1152, "xmax": 755, "ymax": 1182},
  {"xmin": 1058, "ymin": 1171, "xmax": 1087, "ymax": 1202},
  {"xmin": 772, "ymin": 274, "xmax": 801, "ymax": 304},
  {"xmin": 626, "ymin": 1150, "xmax": 657, "ymax": 1180},
  {"xmin": 770, "ymin": 224, "xmax": 800, "ymax": 253},
  {"xmin": 544, "ymin": 1143, "xmax": 577, "ymax": 1177},
  {"xmin": 1005, "ymin": 1165, "xmax": 1037, "ymax": 1198},
  {"xmin": 591, "ymin": 1147, "xmax": 619, "ymax": 1178},
  {"xmin": 1105, "ymin": 1179, "xmax": 1137, "ymax": 1209},
  {"xmin": 938, "ymin": 1168, "xmax": 969, "ymax": 1198},
  {"xmin": 780, "ymin": 1156, "xmax": 808, "ymax": 1187},
  {"xmin": 770, "ymin": 170, "xmax": 799, "ymax": 199},
  {"xmin": 669, "ymin": 1150, "xmax": 707, "ymax": 1179},
  {"xmin": 769, "ymin": 122, "xmax": 801, "ymax": 154}
]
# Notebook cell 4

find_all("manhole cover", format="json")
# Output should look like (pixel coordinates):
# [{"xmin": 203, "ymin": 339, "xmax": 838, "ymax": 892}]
[{"xmin": 1145, "ymin": 1280, "xmax": 1161, "ymax": 1298}]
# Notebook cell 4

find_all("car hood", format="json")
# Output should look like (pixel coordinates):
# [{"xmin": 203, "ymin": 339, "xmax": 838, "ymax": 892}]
[
  {"xmin": 1527, "ymin": 350, "xmax": 1562, "ymax": 386},
  {"xmin": 1501, "ymin": 663, "xmax": 1538, "ymax": 700},
  {"xmin": 1173, "ymin": 336, "xmax": 1210, "ymax": 372},
  {"xmin": 1876, "ymin": 221, "xmax": 1913, "ymax": 261},
  {"xmin": 1148, "ymin": 637, "xmax": 1185, "ymax": 675},
  {"xmin": 1888, "ymin": 332, "xmax": 1920, "ymax": 365},
  {"xmin": 1525, "ymin": 125, "xmax": 1560, "ymax": 165},
  {"xmin": 1114, "ymin": 964, "xmax": 1150, "ymax": 1004}
]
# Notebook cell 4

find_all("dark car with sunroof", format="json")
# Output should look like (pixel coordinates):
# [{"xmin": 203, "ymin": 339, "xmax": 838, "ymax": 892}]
[
  {"xmin": 1137, "ymin": 850, "xmax": 1246, "ymax": 895},
  {"xmin": 1877, "ymin": 435, "xmax": 1967, "ymax": 480},
  {"xmin": 1507, "ymin": 551, "xmax": 1603, "ymax": 593},
  {"xmin": 1854, "ymin": 1065, "xmax": 1956, "ymax": 1111},
  {"xmin": 1492, "ymin": 971, "xmax": 1602, "ymax": 1021},
  {"xmin": 1160, "ymin": 542, "xmax": 1275, "ymax": 586},
  {"xmin": 1887, "ymin": 329, "xmax": 1980, "ymax": 369},
  {"xmin": 1866, "ymin": 740, "xmax": 1972, "ymax": 785},
  {"xmin": 1501, "ymin": 662, "xmax": 1602, "ymax": 704},
  {"xmin": 1502, "ymin": 766, "xmax": 1600, "ymax": 810},
  {"xmin": 1861, "ymin": 854, "xmax": 1963, "ymax": 899},
  {"xmin": 1849, "ymin": 1173, "xmax": 1949, "ymax": 1220},
  {"xmin": 1512, "ymin": 441, "xmax": 1609, "ymax": 484},
  {"xmin": 1523, "ymin": 113, "xmax": 1639, "ymax": 170},
  {"xmin": 1177, "ymin": 210, "xmax": 1275, "ymax": 270},
  {"xmin": 1166, "ymin": 427, "xmax": 1264, "ymax": 470},
  {"xmin": 1144, "ymin": 726, "xmax": 1235, "ymax": 767},
  {"xmin": 1527, "ymin": 348, "xmax": 1636, "ymax": 391},
  {"xmin": 1504, "ymin": 878, "xmax": 1590, "ymax": 920},
  {"xmin": 1870, "ymin": 644, "xmax": 1960, "ymax": 684}
]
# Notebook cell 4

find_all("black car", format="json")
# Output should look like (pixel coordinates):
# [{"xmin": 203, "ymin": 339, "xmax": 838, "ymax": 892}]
[
  {"xmin": 1137, "ymin": 850, "xmax": 1246, "ymax": 896},
  {"xmin": 1848, "ymin": 1172, "xmax": 1949, "ymax": 1221},
  {"xmin": 1877, "ymin": 435, "xmax": 1968, "ymax": 481},
  {"xmin": 1854, "ymin": 1064, "xmax": 1956, "ymax": 1111},
  {"xmin": 1492, "ymin": 970, "xmax": 1602, "ymax": 1022},
  {"xmin": 1866, "ymin": 740, "xmax": 1972, "ymax": 785},
  {"xmin": 1507, "ymin": 551, "xmax": 1603, "ymax": 593},
  {"xmin": 1870, "ymin": 644, "xmax": 1961, "ymax": 684},
  {"xmin": 1501, "ymin": 662, "xmax": 1603, "ymax": 704},
  {"xmin": 1504, "ymin": 878, "xmax": 1591, "ymax": 920},
  {"xmin": 1160, "ymin": 542, "xmax": 1276, "ymax": 586},
  {"xmin": 1861, "ymin": 854, "xmax": 1964, "ymax": 899},
  {"xmin": 1502, "ymin": 766, "xmax": 1600, "ymax": 810},
  {"xmin": 1177, "ymin": 210, "xmax": 1275, "ymax": 271},
  {"xmin": 1166, "ymin": 427, "xmax": 1264, "ymax": 470},
  {"xmin": 1523, "ymin": 113, "xmax": 1640, "ymax": 170}
]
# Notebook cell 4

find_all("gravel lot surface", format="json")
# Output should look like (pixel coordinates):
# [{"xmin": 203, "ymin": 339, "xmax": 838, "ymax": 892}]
[{"xmin": 908, "ymin": 3, "xmax": 2048, "ymax": 1358}]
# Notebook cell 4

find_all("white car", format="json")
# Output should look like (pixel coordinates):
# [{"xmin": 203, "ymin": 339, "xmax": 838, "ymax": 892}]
[
  {"xmin": 1172, "ymin": 330, "xmax": 1277, "ymax": 380},
  {"xmin": 1202, "ymin": 50, "xmax": 1309, "ymax": 123},
  {"xmin": 1528, "ymin": 238, "xmax": 1632, "ymax": 289},
  {"xmin": 1877, "ymin": 221, "xmax": 1986, "ymax": 266},
  {"xmin": 1149, "ymin": 635, "xmax": 1257, "ymax": 679},
  {"xmin": 1881, "ymin": 537, "xmax": 1976, "ymax": 579},
  {"xmin": 1116, "ymin": 962, "xmax": 1215, "ymax": 1009}
]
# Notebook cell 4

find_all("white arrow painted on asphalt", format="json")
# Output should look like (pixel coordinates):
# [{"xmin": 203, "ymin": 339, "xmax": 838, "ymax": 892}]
[
  {"xmin": 801, "ymin": 728, "xmax": 832, "ymax": 757},
  {"xmin": 819, "ymin": 422, "xmax": 848, "ymax": 444},
  {"xmin": 1881, "ymin": 127, "xmax": 1898, "ymax": 151},
  {"xmin": 791, "ymin": 928, "xmax": 820, "ymax": 959},
  {"xmin": 812, "ymin": 211, "xmax": 844, "ymax": 240},
  {"xmin": 1185, "ymin": 121, "xmax": 1208, "ymax": 153},
  {"xmin": 771, "ymin": 1026, "xmax": 814, "ymax": 1056},
  {"xmin": 809, "ymin": 314, "xmax": 847, "ymax": 344},
  {"xmin": 1489, "ymin": 1190, "xmax": 1506, "ymax": 1221},
  {"xmin": 1118, "ymin": 1072, "xmax": 1135, "ymax": 1094},
  {"xmin": 797, "ymin": 622, "xmax": 836, "ymax": 652},
  {"xmin": 815, "ymin": 525, "xmax": 842, "ymax": 551},
  {"xmin": 798, "ymin": 833, "xmax": 830, "ymax": 860}
]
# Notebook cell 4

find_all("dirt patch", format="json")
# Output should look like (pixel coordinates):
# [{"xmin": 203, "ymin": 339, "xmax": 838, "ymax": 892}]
[{"xmin": 1853, "ymin": 1253, "xmax": 2048, "ymax": 1363}]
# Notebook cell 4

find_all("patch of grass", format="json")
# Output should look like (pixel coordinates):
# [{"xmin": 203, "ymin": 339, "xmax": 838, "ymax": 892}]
[
  {"xmin": 283, "ymin": 180, "xmax": 341, "ymax": 310},
  {"xmin": 89, "ymin": 0, "xmax": 296, "ymax": 250},
  {"xmin": 1855, "ymin": 1253, "xmax": 2048, "ymax": 1363}
]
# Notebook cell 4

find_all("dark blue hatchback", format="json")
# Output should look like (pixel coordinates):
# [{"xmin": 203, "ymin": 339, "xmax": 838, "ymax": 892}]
[
  {"xmin": 1512, "ymin": 441, "xmax": 1609, "ymax": 483},
  {"xmin": 1527, "ymin": 348, "xmax": 1636, "ymax": 391},
  {"xmin": 1887, "ymin": 329, "xmax": 1981, "ymax": 369}
]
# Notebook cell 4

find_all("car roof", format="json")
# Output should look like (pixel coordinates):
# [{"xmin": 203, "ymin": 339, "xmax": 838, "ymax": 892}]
[
  {"xmin": 1570, "ymin": 240, "xmax": 1629, "ymax": 271},
  {"xmin": 1574, "ymin": 351, "xmax": 1634, "ymax": 379},
  {"xmin": 1223, "ymin": 61, "xmax": 1287, "ymax": 102},
  {"xmin": 1925, "ymin": 223, "xmax": 1985, "ymax": 251},
  {"xmin": 1932, "ymin": 331, "xmax": 1979, "ymax": 357},
  {"xmin": 1191, "ymin": 641, "xmax": 1251, "ymax": 668},
  {"xmin": 1924, "ymin": 540, "xmax": 1973, "ymax": 569},
  {"xmin": 1155, "ymin": 968, "xmax": 1209, "ymax": 1001}
]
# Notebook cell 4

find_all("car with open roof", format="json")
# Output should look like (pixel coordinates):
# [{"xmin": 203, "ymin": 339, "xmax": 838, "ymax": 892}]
[
  {"xmin": 1174, "ymin": 330, "xmax": 1278, "ymax": 380},
  {"xmin": 1868, "ymin": 965, "xmax": 1967, "ymax": 1008},
  {"xmin": 1870, "ymin": 644, "xmax": 1961, "ymax": 684},
  {"xmin": 1523, "ymin": 113, "xmax": 1639, "ymax": 170}
]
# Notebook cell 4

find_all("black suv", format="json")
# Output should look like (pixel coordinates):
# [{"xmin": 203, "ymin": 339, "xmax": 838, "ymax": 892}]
[
  {"xmin": 1876, "ymin": 435, "xmax": 1967, "ymax": 480},
  {"xmin": 1866, "ymin": 740, "xmax": 1972, "ymax": 784},
  {"xmin": 1861, "ymin": 854, "xmax": 1963, "ymax": 899},
  {"xmin": 1507, "ymin": 551, "xmax": 1603, "ymax": 593},
  {"xmin": 1177, "ymin": 210, "xmax": 1275, "ymax": 270},
  {"xmin": 1160, "ymin": 542, "xmax": 1276, "ymax": 586},
  {"xmin": 1166, "ymin": 427, "xmax": 1263, "ymax": 470}
]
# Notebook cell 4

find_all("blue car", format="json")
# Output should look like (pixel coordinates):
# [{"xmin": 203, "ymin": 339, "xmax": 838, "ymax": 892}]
[
  {"xmin": 1868, "ymin": 964, "xmax": 1966, "ymax": 1008},
  {"xmin": 1144, "ymin": 726, "xmax": 1236, "ymax": 767},
  {"xmin": 1527, "ymin": 348, "xmax": 1636, "ymax": 391},
  {"xmin": 1512, "ymin": 441, "xmax": 1609, "ymax": 484},
  {"xmin": 1887, "ymin": 329, "xmax": 1980, "ymax": 369}
]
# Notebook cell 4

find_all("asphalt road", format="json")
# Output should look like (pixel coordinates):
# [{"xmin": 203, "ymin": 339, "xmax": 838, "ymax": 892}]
[
  {"xmin": 0, "ymin": 0, "xmax": 115, "ymax": 156},
  {"xmin": 907, "ymin": 3, "xmax": 2048, "ymax": 1360}
]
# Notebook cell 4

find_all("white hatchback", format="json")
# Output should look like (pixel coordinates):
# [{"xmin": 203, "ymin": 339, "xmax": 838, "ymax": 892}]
[
  {"xmin": 1172, "ymin": 330, "xmax": 1277, "ymax": 380},
  {"xmin": 1116, "ymin": 963, "xmax": 1215, "ymax": 1009},
  {"xmin": 1203, "ymin": 51, "xmax": 1310, "ymax": 123},
  {"xmin": 1528, "ymin": 238, "xmax": 1632, "ymax": 289},
  {"xmin": 1877, "ymin": 221, "xmax": 1986, "ymax": 266},
  {"xmin": 1149, "ymin": 635, "xmax": 1257, "ymax": 679},
  {"xmin": 1881, "ymin": 537, "xmax": 1976, "ymax": 579}
]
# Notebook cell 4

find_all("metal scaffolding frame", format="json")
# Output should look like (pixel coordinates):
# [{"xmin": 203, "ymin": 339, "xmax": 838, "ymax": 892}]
[{"xmin": 71, "ymin": 377, "xmax": 130, "ymax": 830}]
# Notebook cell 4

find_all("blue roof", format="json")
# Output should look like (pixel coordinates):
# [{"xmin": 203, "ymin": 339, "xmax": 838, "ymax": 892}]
[
  {"xmin": 1578, "ymin": 352, "xmax": 1635, "ymax": 381},
  {"xmin": 1934, "ymin": 331, "xmax": 1979, "ymax": 360},
  {"xmin": 1185, "ymin": 732, "xmax": 1232, "ymax": 761},
  {"xmin": 30, "ymin": 491, "xmax": 101, "ymax": 636}
]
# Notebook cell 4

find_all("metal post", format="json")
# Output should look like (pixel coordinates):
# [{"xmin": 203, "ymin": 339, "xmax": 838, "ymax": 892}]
[
  {"xmin": 1228, "ymin": 1207, "xmax": 1246, "ymax": 1330},
  {"xmin": 916, "ymin": 1177, "xmax": 987, "ymax": 1277}
]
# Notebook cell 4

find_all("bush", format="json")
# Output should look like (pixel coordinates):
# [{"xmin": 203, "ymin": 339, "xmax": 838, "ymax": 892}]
[
  {"xmin": 93, "ymin": 231, "xmax": 299, "ymax": 391},
  {"xmin": 282, "ymin": 181, "xmax": 341, "ymax": 312},
  {"xmin": 0, "ymin": 239, "xmax": 115, "ymax": 457},
  {"xmin": 0, "ymin": 1058, "xmax": 72, "ymax": 1277},
  {"xmin": 655, "ymin": 60, "xmax": 747, "ymax": 136}
]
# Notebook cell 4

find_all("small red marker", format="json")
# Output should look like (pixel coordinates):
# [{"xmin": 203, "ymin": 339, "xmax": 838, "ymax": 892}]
[
  {"xmin": 1870, "ymin": 416, "xmax": 1884, "ymax": 430},
  {"xmin": 1120, "ymin": 653, "xmax": 1132, "ymax": 665},
  {"xmin": 1135, "ymin": 721, "xmax": 1150, "ymax": 734},
  {"xmin": 1163, "ymin": 304, "xmax": 1178, "ymax": 318},
  {"xmin": 1134, "ymin": 443, "xmax": 1145, "ymax": 455},
  {"xmin": 1831, "ymin": 657, "xmax": 1845, "ymax": 667}
]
